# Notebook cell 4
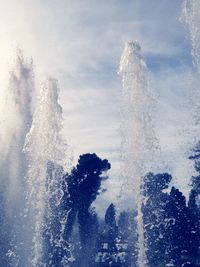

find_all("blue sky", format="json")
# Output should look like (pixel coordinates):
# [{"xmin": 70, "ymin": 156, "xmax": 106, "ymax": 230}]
[{"xmin": 0, "ymin": 0, "xmax": 198, "ymax": 214}]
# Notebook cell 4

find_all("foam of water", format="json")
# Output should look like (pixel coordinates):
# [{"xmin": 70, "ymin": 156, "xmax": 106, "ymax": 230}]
[{"xmin": 119, "ymin": 41, "xmax": 159, "ymax": 267}]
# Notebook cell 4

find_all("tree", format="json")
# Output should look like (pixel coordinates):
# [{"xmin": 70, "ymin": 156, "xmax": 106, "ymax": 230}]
[
  {"xmin": 62, "ymin": 153, "xmax": 111, "ymax": 266},
  {"xmin": 188, "ymin": 143, "xmax": 200, "ymax": 266},
  {"xmin": 165, "ymin": 187, "xmax": 194, "ymax": 267},
  {"xmin": 142, "ymin": 172, "xmax": 172, "ymax": 267},
  {"xmin": 73, "ymin": 209, "xmax": 99, "ymax": 267},
  {"xmin": 118, "ymin": 210, "xmax": 138, "ymax": 267},
  {"xmin": 104, "ymin": 204, "xmax": 118, "ymax": 241},
  {"xmin": 188, "ymin": 190, "xmax": 200, "ymax": 266}
]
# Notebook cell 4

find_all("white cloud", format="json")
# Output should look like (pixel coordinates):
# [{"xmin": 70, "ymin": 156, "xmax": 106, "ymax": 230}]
[{"xmin": 0, "ymin": 0, "xmax": 198, "ymax": 215}]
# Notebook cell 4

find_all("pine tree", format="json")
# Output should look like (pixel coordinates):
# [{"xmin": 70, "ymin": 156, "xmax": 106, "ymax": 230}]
[
  {"xmin": 75, "ymin": 209, "xmax": 99, "ymax": 267},
  {"xmin": 165, "ymin": 187, "xmax": 195, "ymax": 267},
  {"xmin": 118, "ymin": 210, "xmax": 138, "ymax": 267},
  {"xmin": 105, "ymin": 204, "xmax": 118, "ymax": 241},
  {"xmin": 188, "ymin": 143, "xmax": 200, "ymax": 266},
  {"xmin": 142, "ymin": 172, "xmax": 172, "ymax": 267},
  {"xmin": 95, "ymin": 204, "xmax": 118, "ymax": 267},
  {"xmin": 188, "ymin": 190, "xmax": 200, "ymax": 266}
]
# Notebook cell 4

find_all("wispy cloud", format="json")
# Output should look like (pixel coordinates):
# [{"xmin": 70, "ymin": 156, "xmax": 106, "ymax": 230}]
[{"xmin": 0, "ymin": 0, "xmax": 197, "ymax": 213}]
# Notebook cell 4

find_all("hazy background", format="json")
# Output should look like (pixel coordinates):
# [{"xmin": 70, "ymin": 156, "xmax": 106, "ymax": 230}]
[{"xmin": 0, "ymin": 0, "xmax": 197, "ymax": 214}]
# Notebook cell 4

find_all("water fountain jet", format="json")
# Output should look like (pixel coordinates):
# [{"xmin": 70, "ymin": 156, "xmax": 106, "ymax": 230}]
[
  {"xmin": 119, "ymin": 41, "xmax": 159, "ymax": 267},
  {"xmin": 24, "ymin": 78, "xmax": 70, "ymax": 266}
]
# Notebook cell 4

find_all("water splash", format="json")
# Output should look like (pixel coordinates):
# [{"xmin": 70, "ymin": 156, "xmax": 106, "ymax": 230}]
[
  {"xmin": 0, "ymin": 49, "xmax": 33, "ymax": 205},
  {"xmin": 24, "ymin": 78, "xmax": 69, "ymax": 266},
  {"xmin": 0, "ymin": 49, "xmax": 34, "ymax": 266},
  {"xmin": 181, "ymin": 1, "xmax": 200, "ymax": 150},
  {"xmin": 119, "ymin": 41, "xmax": 159, "ymax": 267},
  {"xmin": 181, "ymin": 0, "xmax": 200, "ymax": 72}
]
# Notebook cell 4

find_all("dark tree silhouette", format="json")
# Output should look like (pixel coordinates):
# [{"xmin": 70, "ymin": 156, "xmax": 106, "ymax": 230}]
[
  {"xmin": 62, "ymin": 153, "xmax": 111, "ymax": 267},
  {"xmin": 165, "ymin": 187, "xmax": 196, "ymax": 267},
  {"xmin": 95, "ymin": 206, "xmax": 138, "ymax": 267},
  {"xmin": 63, "ymin": 153, "xmax": 110, "ymax": 241},
  {"xmin": 142, "ymin": 172, "xmax": 172, "ymax": 267},
  {"xmin": 104, "ymin": 203, "xmax": 118, "ymax": 241},
  {"xmin": 42, "ymin": 154, "xmax": 110, "ymax": 267},
  {"xmin": 188, "ymin": 190, "xmax": 200, "ymax": 266},
  {"xmin": 188, "ymin": 143, "xmax": 200, "ymax": 266},
  {"xmin": 142, "ymin": 171, "xmax": 199, "ymax": 267},
  {"xmin": 118, "ymin": 210, "xmax": 138, "ymax": 267}
]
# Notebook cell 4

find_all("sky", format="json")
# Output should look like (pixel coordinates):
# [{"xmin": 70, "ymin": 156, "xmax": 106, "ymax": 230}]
[{"xmin": 0, "ymin": 0, "xmax": 198, "ymax": 214}]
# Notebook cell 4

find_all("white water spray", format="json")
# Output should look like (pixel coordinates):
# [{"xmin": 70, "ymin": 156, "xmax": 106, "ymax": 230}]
[
  {"xmin": 0, "ymin": 50, "xmax": 34, "ymax": 266},
  {"xmin": 182, "ymin": 0, "xmax": 200, "ymax": 72},
  {"xmin": 24, "ymin": 78, "xmax": 69, "ymax": 266},
  {"xmin": 181, "ymin": 0, "xmax": 200, "ymax": 226},
  {"xmin": 0, "ymin": 49, "xmax": 34, "ymax": 206},
  {"xmin": 181, "ymin": 1, "xmax": 200, "ymax": 149},
  {"xmin": 119, "ymin": 41, "xmax": 159, "ymax": 267}
]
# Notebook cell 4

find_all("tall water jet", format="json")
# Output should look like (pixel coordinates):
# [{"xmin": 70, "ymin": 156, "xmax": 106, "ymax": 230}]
[
  {"xmin": 182, "ymin": 0, "xmax": 200, "ymax": 72},
  {"xmin": 181, "ymin": 1, "xmax": 200, "ymax": 239},
  {"xmin": 119, "ymin": 41, "xmax": 159, "ymax": 267},
  {"xmin": 0, "ymin": 49, "xmax": 34, "ymax": 266},
  {"xmin": 0, "ymin": 49, "xmax": 34, "ymax": 206},
  {"xmin": 24, "ymin": 78, "xmax": 69, "ymax": 266},
  {"xmin": 181, "ymin": 0, "xmax": 200, "ymax": 128}
]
